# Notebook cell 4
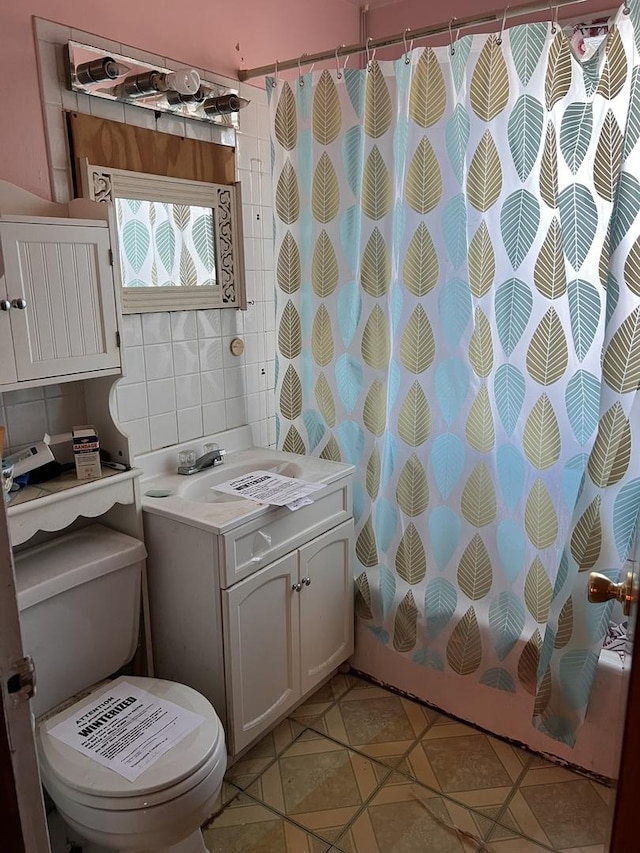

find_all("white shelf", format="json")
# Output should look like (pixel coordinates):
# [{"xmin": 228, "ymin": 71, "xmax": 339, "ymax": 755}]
[{"xmin": 8, "ymin": 468, "xmax": 142, "ymax": 546}]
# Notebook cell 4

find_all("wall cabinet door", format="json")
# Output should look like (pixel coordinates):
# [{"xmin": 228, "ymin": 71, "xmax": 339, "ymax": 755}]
[
  {"xmin": 222, "ymin": 551, "xmax": 300, "ymax": 755},
  {"xmin": 0, "ymin": 271, "xmax": 17, "ymax": 384},
  {"xmin": 299, "ymin": 521, "xmax": 354, "ymax": 697},
  {"xmin": 0, "ymin": 221, "xmax": 120, "ymax": 382}
]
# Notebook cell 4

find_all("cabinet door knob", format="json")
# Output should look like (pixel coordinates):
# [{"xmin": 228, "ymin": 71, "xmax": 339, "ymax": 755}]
[
  {"xmin": 0, "ymin": 300, "xmax": 10, "ymax": 312},
  {"xmin": 302, "ymin": 577, "xmax": 311, "ymax": 586},
  {"xmin": 11, "ymin": 298, "xmax": 27, "ymax": 310},
  {"xmin": 292, "ymin": 582, "xmax": 302, "ymax": 592}
]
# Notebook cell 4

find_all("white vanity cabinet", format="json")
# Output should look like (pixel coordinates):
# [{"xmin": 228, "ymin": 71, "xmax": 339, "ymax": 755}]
[
  {"xmin": 141, "ymin": 447, "xmax": 354, "ymax": 758},
  {"xmin": 223, "ymin": 520, "xmax": 353, "ymax": 753}
]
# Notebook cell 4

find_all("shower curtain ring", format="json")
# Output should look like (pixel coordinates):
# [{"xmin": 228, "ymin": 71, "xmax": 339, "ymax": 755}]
[
  {"xmin": 623, "ymin": 3, "xmax": 630, "ymax": 13},
  {"xmin": 298, "ymin": 53, "xmax": 307, "ymax": 87},
  {"xmin": 335, "ymin": 44, "xmax": 345, "ymax": 78},
  {"xmin": 403, "ymin": 28, "xmax": 412, "ymax": 64},
  {"xmin": 497, "ymin": 6, "xmax": 509, "ymax": 45},
  {"xmin": 550, "ymin": 3, "xmax": 559, "ymax": 33},
  {"xmin": 271, "ymin": 59, "xmax": 279, "ymax": 88},
  {"xmin": 366, "ymin": 37, "xmax": 376, "ymax": 71},
  {"xmin": 449, "ymin": 17, "xmax": 458, "ymax": 55},
  {"xmin": 342, "ymin": 53, "xmax": 350, "ymax": 75}
]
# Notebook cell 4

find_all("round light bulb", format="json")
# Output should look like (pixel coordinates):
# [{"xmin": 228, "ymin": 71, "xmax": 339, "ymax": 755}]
[{"xmin": 166, "ymin": 68, "xmax": 200, "ymax": 95}]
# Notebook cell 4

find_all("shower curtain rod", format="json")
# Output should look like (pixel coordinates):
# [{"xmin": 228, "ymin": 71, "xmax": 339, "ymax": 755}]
[{"xmin": 237, "ymin": 0, "xmax": 616, "ymax": 81}]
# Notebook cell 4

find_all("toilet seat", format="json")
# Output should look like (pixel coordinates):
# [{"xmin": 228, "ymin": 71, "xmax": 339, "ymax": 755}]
[{"xmin": 37, "ymin": 676, "xmax": 225, "ymax": 811}]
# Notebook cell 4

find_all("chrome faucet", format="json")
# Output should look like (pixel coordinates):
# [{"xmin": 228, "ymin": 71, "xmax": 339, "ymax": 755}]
[{"xmin": 177, "ymin": 447, "xmax": 226, "ymax": 476}]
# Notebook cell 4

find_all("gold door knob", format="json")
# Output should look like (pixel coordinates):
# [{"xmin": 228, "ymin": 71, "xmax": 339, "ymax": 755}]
[{"xmin": 588, "ymin": 571, "xmax": 635, "ymax": 616}]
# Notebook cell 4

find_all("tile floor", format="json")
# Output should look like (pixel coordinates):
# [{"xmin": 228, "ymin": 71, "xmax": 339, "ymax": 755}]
[{"xmin": 203, "ymin": 673, "xmax": 614, "ymax": 853}]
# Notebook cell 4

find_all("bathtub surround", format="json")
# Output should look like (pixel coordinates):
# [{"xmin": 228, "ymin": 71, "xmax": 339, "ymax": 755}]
[{"xmin": 271, "ymin": 6, "xmax": 640, "ymax": 752}]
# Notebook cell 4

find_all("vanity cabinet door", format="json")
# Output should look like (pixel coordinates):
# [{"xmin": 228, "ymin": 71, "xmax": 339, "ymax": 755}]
[
  {"xmin": 0, "ymin": 220, "xmax": 120, "ymax": 382},
  {"xmin": 298, "ymin": 520, "xmax": 354, "ymax": 697},
  {"xmin": 222, "ymin": 551, "xmax": 300, "ymax": 754}
]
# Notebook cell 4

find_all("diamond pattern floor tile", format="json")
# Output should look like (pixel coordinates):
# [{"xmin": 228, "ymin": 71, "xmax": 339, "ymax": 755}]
[
  {"xmin": 288, "ymin": 673, "xmax": 353, "ymax": 726},
  {"xmin": 245, "ymin": 733, "xmax": 384, "ymax": 844},
  {"xmin": 224, "ymin": 717, "xmax": 303, "ymax": 789},
  {"xmin": 333, "ymin": 775, "xmax": 492, "ymax": 852},
  {"xmin": 404, "ymin": 717, "xmax": 531, "ymax": 809},
  {"xmin": 320, "ymin": 681, "xmax": 436, "ymax": 767},
  {"xmin": 487, "ymin": 839, "xmax": 555, "ymax": 852},
  {"xmin": 205, "ymin": 675, "xmax": 613, "ymax": 853},
  {"xmin": 203, "ymin": 792, "xmax": 331, "ymax": 852},
  {"xmin": 505, "ymin": 760, "xmax": 612, "ymax": 851}
]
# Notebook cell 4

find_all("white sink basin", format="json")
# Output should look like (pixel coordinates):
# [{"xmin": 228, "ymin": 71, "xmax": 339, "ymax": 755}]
[{"xmin": 140, "ymin": 440, "xmax": 354, "ymax": 534}]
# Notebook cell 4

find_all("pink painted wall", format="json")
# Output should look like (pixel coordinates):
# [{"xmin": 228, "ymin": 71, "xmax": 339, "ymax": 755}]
[
  {"xmin": 0, "ymin": 0, "xmax": 360, "ymax": 198},
  {"xmin": 368, "ymin": 0, "xmax": 617, "ymax": 53}
]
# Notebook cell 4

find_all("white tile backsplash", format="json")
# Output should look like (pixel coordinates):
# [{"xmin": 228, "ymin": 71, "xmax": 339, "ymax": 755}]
[
  {"xmin": 0, "ymin": 382, "xmax": 89, "ymax": 455},
  {"xmin": 199, "ymin": 338, "xmax": 224, "ymax": 372},
  {"xmin": 196, "ymin": 309, "xmax": 222, "ymax": 339},
  {"xmin": 170, "ymin": 311, "xmax": 198, "ymax": 341},
  {"xmin": 121, "ymin": 346, "xmax": 146, "ymax": 385},
  {"xmin": 177, "ymin": 406, "xmax": 204, "ymax": 442},
  {"xmin": 202, "ymin": 402, "xmax": 227, "ymax": 435},
  {"xmin": 223, "ymin": 366, "xmax": 246, "ymax": 399},
  {"xmin": 147, "ymin": 378, "xmax": 177, "ymax": 416},
  {"xmin": 175, "ymin": 374, "xmax": 202, "ymax": 409},
  {"xmin": 5, "ymin": 400, "xmax": 48, "ymax": 448},
  {"xmin": 144, "ymin": 343, "xmax": 174, "ymax": 381},
  {"xmin": 25, "ymin": 20, "xmax": 278, "ymax": 457},
  {"xmin": 116, "ymin": 383, "xmax": 149, "ymax": 422},
  {"xmin": 149, "ymin": 412, "xmax": 178, "ymax": 450},
  {"xmin": 44, "ymin": 394, "xmax": 88, "ymax": 435},
  {"xmin": 121, "ymin": 314, "xmax": 143, "ymax": 347},
  {"xmin": 3, "ymin": 387, "xmax": 45, "ymax": 405},
  {"xmin": 123, "ymin": 417, "xmax": 152, "ymax": 455},
  {"xmin": 200, "ymin": 370, "xmax": 225, "ymax": 404},
  {"xmin": 225, "ymin": 396, "xmax": 248, "ymax": 429},
  {"xmin": 172, "ymin": 340, "xmax": 200, "ymax": 376},
  {"xmin": 142, "ymin": 313, "xmax": 172, "ymax": 345}
]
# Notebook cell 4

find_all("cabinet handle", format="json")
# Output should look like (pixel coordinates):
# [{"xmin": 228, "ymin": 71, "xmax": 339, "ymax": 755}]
[
  {"xmin": 292, "ymin": 582, "xmax": 302, "ymax": 592},
  {"xmin": 11, "ymin": 298, "xmax": 27, "ymax": 310},
  {"xmin": 302, "ymin": 577, "xmax": 311, "ymax": 587},
  {"xmin": 0, "ymin": 300, "xmax": 10, "ymax": 312}
]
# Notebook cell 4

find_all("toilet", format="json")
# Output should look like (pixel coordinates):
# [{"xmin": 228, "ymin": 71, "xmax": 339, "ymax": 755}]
[{"xmin": 15, "ymin": 523, "xmax": 226, "ymax": 853}]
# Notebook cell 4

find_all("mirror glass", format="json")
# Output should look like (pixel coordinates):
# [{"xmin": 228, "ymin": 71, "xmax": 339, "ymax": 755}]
[
  {"xmin": 81, "ymin": 162, "xmax": 246, "ymax": 312},
  {"xmin": 115, "ymin": 199, "xmax": 217, "ymax": 289}
]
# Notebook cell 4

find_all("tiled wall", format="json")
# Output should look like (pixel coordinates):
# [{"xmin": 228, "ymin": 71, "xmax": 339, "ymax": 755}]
[
  {"xmin": 0, "ymin": 19, "xmax": 276, "ymax": 458},
  {"xmin": 0, "ymin": 384, "xmax": 87, "ymax": 454}
]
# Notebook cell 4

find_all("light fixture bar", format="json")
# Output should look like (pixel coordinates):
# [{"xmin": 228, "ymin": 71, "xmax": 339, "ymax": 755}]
[{"xmin": 66, "ymin": 41, "xmax": 250, "ymax": 128}]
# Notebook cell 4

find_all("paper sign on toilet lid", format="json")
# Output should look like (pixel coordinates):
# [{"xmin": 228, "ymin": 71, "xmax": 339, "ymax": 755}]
[{"xmin": 47, "ymin": 681, "xmax": 205, "ymax": 782}]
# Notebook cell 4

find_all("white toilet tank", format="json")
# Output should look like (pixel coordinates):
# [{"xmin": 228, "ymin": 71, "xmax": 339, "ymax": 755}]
[{"xmin": 14, "ymin": 524, "xmax": 147, "ymax": 718}]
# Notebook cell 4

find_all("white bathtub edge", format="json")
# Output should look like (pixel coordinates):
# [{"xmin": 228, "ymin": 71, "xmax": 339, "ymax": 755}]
[{"xmin": 350, "ymin": 622, "xmax": 626, "ymax": 780}]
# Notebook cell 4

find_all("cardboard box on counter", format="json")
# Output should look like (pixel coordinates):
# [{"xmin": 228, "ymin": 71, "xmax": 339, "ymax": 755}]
[
  {"xmin": 72, "ymin": 426, "xmax": 101, "ymax": 480},
  {"xmin": 4, "ymin": 440, "xmax": 55, "ymax": 476}
]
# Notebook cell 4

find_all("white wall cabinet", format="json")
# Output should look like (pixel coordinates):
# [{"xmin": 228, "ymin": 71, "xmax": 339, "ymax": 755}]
[
  {"xmin": 0, "ymin": 218, "xmax": 120, "ymax": 388},
  {"xmin": 223, "ymin": 521, "xmax": 353, "ymax": 754}
]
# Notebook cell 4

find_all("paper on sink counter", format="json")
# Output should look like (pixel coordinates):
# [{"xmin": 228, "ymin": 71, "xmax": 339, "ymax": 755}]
[{"xmin": 211, "ymin": 470, "xmax": 323, "ymax": 506}]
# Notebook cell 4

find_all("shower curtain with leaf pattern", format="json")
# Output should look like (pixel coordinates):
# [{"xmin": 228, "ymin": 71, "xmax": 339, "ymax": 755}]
[{"xmin": 269, "ymin": 3, "xmax": 640, "ymax": 745}]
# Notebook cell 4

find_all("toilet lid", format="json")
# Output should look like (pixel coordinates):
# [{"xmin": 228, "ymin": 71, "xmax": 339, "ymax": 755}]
[{"xmin": 38, "ymin": 676, "xmax": 224, "ymax": 799}]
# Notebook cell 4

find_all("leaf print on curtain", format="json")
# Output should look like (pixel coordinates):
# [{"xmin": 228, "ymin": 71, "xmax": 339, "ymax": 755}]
[{"xmin": 269, "ymin": 5, "xmax": 640, "ymax": 750}]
